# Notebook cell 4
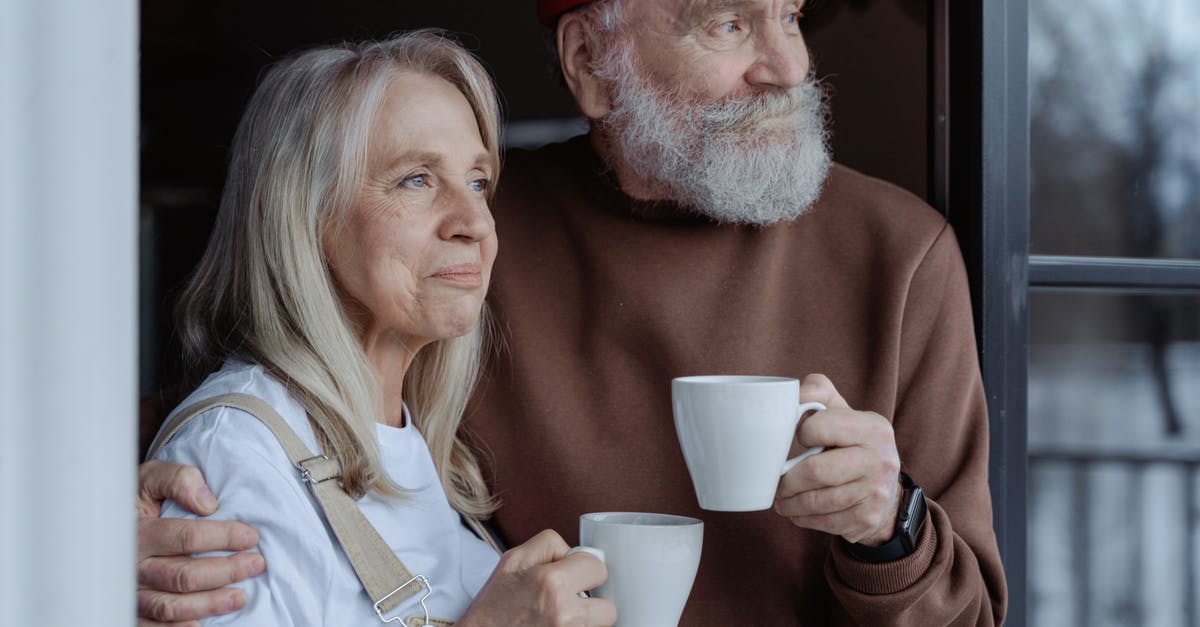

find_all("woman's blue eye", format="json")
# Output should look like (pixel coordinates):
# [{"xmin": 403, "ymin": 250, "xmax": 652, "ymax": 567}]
[
  {"xmin": 470, "ymin": 179, "xmax": 491, "ymax": 193},
  {"xmin": 403, "ymin": 174, "xmax": 428, "ymax": 188},
  {"xmin": 720, "ymin": 20, "xmax": 738, "ymax": 34}
]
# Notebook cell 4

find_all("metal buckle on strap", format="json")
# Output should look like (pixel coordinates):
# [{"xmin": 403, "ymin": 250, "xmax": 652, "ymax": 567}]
[
  {"xmin": 374, "ymin": 574, "xmax": 433, "ymax": 626},
  {"xmin": 295, "ymin": 454, "xmax": 339, "ymax": 485}
]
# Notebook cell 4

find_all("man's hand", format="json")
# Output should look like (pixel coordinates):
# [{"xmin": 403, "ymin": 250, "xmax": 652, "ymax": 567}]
[
  {"xmin": 774, "ymin": 374, "xmax": 902, "ymax": 546},
  {"xmin": 137, "ymin": 460, "xmax": 266, "ymax": 626}
]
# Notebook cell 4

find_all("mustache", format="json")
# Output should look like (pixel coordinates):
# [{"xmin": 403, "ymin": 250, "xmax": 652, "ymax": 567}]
[{"xmin": 690, "ymin": 79, "xmax": 824, "ymax": 134}]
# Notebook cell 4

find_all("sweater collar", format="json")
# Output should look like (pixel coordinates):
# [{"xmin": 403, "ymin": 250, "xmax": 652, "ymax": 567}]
[{"xmin": 564, "ymin": 133, "xmax": 723, "ymax": 225}]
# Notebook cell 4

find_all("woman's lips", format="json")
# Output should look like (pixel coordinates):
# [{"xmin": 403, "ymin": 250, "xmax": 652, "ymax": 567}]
[{"xmin": 430, "ymin": 263, "xmax": 483, "ymax": 287}]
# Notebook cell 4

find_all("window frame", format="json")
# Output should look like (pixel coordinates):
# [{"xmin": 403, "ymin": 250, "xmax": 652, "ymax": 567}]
[
  {"xmin": 944, "ymin": 2, "xmax": 1200, "ymax": 625},
  {"xmin": 943, "ymin": 1, "xmax": 1030, "ymax": 623}
]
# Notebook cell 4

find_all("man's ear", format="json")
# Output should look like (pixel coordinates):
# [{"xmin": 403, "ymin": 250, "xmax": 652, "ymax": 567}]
[{"xmin": 557, "ymin": 12, "xmax": 611, "ymax": 119}]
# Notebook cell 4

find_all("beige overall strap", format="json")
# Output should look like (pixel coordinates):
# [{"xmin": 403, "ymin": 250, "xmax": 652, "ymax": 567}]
[{"xmin": 146, "ymin": 392, "xmax": 428, "ymax": 621}]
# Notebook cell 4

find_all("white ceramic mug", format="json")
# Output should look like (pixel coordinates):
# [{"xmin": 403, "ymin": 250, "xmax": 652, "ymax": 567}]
[
  {"xmin": 672, "ymin": 375, "xmax": 826, "ymax": 511},
  {"xmin": 569, "ymin": 512, "xmax": 703, "ymax": 627}
]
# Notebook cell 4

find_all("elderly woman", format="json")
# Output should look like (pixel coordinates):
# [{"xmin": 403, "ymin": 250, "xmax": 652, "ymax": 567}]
[{"xmin": 148, "ymin": 31, "xmax": 613, "ymax": 626}]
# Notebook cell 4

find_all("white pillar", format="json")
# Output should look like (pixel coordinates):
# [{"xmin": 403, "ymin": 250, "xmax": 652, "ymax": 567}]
[{"xmin": 0, "ymin": 0, "xmax": 138, "ymax": 625}]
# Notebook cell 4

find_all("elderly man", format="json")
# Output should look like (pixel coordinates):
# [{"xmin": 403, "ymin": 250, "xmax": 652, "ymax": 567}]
[{"xmin": 137, "ymin": 0, "xmax": 1007, "ymax": 624}]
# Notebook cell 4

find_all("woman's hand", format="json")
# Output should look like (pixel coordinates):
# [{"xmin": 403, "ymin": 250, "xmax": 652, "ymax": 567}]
[
  {"xmin": 137, "ymin": 460, "xmax": 266, "ymax": 626},
  {"xmin": 458, "ymin": 529, "xmax": 616, "ymax": 627}
]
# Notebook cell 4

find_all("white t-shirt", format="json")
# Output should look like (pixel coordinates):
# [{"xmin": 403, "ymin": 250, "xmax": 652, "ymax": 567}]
[{"xmin": 152, "ymin": 359, "xmax": 501, "ymax": 626}]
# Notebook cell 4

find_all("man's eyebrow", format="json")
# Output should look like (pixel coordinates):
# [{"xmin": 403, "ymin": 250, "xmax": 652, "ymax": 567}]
[
  {"xmin": 690, "ymin": 0, "xmax": 756, "ymax": 17},
  {"xmin": 687, "ymin": 0, "xmax": 807, "ymax": 20}
]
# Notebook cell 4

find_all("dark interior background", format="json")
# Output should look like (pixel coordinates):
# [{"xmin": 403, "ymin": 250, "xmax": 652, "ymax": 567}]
[{"xmin": 139, "ymin": 0, "xmax": 930, "ymax": 394}]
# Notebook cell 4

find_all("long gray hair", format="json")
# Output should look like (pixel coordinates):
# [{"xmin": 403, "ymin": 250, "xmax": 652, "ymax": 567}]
[{"xmin": 176, "ymin": 30, "xmax": 500, "ymax": 516}]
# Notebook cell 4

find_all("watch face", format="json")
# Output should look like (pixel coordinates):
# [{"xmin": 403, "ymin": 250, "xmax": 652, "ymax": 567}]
[
  {"xmin": 895, "ymin": 472, "xmax": 926, "ymax": 551},
  {"xmin": 900, "ymin": 485, "xmax": 927, "ymax": 547}
]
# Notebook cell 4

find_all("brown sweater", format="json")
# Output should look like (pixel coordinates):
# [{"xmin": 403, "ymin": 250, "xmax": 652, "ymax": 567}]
[{"xmin": 469, "ymin": 135, "xmax": 1007, "ymax": 625}]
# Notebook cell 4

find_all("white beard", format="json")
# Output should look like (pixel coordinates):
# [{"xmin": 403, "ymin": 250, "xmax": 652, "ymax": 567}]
[{"xmin": 596, "ymin": 46, "xmax": 832, "ymax": 226}]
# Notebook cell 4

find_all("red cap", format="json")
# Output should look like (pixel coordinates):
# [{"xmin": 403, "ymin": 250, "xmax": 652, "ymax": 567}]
[{"xmin": 537, "ymin": 0, "xmax": 596, "ymax": 27}]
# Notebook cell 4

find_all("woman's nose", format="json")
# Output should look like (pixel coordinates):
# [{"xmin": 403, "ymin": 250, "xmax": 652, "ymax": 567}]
[{"xmin": 439, "ymin": 189, "xmax": 495, "ymax": 243}]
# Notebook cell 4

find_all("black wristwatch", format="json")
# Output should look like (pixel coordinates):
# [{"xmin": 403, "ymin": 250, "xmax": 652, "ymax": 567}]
[{"xmin": 843, "ymin": 471, "xmax": 927, "ymax": 563}]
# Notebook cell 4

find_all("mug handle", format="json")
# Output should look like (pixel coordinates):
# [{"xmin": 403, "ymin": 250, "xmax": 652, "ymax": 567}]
[
  {"xmin": 565, "ymin": 546, "xmax": 606, "ymax": 598},
  {"xmin": 780, "ymin": 401, "xmax": 827, "ymax": 475}
]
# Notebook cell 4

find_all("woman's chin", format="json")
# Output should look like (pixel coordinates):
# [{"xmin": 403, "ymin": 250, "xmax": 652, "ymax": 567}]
[{"xmin": 433, "ymin": 310, "xmax": 482, "ymax": 340}]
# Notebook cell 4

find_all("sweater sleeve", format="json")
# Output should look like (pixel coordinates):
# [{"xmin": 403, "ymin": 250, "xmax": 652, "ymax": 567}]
[
  {"xmin": 824, "ymin": 224, "xmax": 1008, "ymax": 626},
  {"xmin": 153, "ymin": 407, "xmax": 339, "ymax": 627}
]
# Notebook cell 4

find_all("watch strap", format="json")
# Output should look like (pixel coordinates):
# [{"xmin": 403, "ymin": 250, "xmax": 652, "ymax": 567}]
[{"xmin": 843, "ymin": 470, "xmax": 927, "ymax": 564}]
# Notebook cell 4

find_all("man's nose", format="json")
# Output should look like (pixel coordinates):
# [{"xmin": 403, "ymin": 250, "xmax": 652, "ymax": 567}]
[{"xmin": 745, "ymin": 26, "xmax": 809, "ymax": 89}]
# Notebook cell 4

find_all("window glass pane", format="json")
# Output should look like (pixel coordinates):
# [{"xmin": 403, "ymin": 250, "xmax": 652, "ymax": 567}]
[
  {"xmin": 1028, "ymin": 291, "xmax": 1200, "ymax": 627},
  {"xmin": 1029, "ymin": 0, "xmax": 1200, "ymax": 259}
]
